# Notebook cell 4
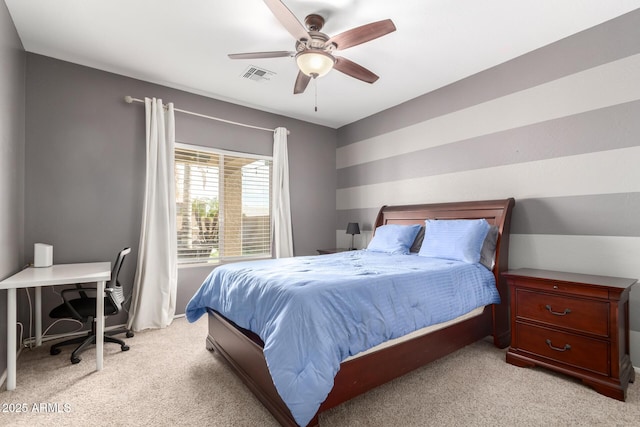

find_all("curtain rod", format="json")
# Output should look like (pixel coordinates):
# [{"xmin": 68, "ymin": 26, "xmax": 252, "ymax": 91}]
[{"xmin": 124, "ymin": 96, "xmax": 288, "ymax": 135}]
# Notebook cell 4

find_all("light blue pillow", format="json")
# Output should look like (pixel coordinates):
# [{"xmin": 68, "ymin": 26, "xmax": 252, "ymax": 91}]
[
  {"xmin": 418, "ymin": 219, "xmax": 491, "ymax": 263},
  {"xmin": 367, "ymin": 224, "xmax": 422, "ymax": 255}
]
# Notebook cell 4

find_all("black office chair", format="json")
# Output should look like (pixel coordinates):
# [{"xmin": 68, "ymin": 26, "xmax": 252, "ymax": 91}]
[{"xmin": 49, "ymin": 247, "xmax": 132, "ymax": 364}]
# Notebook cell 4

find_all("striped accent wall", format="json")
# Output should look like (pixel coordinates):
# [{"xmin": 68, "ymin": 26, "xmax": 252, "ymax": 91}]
[{"xmin": 335, "ymin": 10, "xmax": 640, "ymax": 364}]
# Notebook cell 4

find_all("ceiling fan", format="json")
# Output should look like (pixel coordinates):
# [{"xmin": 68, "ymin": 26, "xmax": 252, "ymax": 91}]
[{"xmin": 228, "ymin": 0, "xmax": 396, "ymax": 94}]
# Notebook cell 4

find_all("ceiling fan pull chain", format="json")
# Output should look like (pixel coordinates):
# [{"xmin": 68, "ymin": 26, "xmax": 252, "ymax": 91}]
[{"xmin": 314, "ymin": 77, "xmax": 318, "ymax": 112}]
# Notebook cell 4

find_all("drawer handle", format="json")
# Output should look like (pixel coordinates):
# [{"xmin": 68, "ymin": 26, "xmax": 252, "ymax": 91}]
[
  {"xmin": 545, "ymin": 304, "xmax": 571, "ymax": 316},
  {"xmin": 546, "ymin": 339, "xmax": 571, "ymax": 352}
]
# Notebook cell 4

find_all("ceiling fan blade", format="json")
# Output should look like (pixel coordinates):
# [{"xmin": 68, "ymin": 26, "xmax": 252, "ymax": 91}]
[
  {"xmin": 293, "ymin": 71, "xmax": 311, "ymax": 94},
  {"xmin": 327, "ymin": 19, "xmax": 396, "ymax": 51},
  {"xmin": 228, "ymin": 51, "xmax": 294, "ymax": 59},
  {"xmin": 263, "ymin": 0, "xmax": 310, "ymax": 41},
  {"xmin": 334, "ymin": 56, "xmax": 379, "ymax": 83}
]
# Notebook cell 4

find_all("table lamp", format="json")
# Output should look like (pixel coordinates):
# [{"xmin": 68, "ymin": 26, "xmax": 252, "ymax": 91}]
[{"xmin": 346, "ymin": 222, "xmax": 360, "ymax": 250}]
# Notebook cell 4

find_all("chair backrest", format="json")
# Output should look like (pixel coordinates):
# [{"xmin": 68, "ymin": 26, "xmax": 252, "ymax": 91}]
[{"xmin": 107, "ymin": 247, "xmax": 131, "ymax": 310}]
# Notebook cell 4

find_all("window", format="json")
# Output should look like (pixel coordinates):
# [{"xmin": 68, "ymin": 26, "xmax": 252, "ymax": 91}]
[{"xmin": 175, "ymin": 144, "xmax": 272, "ymax": 265}]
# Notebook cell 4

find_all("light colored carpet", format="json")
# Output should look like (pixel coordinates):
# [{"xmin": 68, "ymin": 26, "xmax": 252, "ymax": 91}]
[{"xmin": 1, "ymin": 316, "xmax": 638, "ymax": 426}]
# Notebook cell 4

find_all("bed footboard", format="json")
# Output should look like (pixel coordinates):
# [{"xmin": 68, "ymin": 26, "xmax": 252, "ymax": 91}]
[
  {"xmin": 207, "ymin": 310, "xmax": 306, "ymax": 426},
  {"xmin": 320, "ymin": 308, "xmax": 492, "ymax": 411},
  {"xmin": 208, "ymin": 307, "xmax": 492, "ymax": 426}
]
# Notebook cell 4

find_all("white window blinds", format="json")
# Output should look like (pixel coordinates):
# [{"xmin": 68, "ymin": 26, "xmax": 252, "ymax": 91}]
[{"xmin": 175, "ymin": 145, "xmax": 272, "ymax": 264}]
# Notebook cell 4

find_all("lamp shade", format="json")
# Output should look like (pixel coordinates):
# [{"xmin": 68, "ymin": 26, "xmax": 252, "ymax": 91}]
[
  {"xmin": 296, "ymin": 50, "xmax": 335, "ymax": 77},
  {"xmin": 346, "ymin": 222, "xmax": 360, "ymax": 235}
]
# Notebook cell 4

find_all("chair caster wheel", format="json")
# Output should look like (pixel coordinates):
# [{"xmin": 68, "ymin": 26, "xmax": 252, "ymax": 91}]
[
  {"xmin": 50, "ymin": 348, "xmax": 61, "ymax": 356},
  {"xmin": 121, "ymin": 345, "xmax": 130, "ymax": 351},
  {"xmin": 126, "ymin": 331, "xmax": 134, "ymax": 338},
  {"xmin": 71, "ymin": 357, "xmax": 81, "ymax": 364}
]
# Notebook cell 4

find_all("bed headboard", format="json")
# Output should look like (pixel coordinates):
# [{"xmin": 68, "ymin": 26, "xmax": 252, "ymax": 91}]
[{"xmin": 373, "ymin": 198, "xmax": 515, "ymax": 347}]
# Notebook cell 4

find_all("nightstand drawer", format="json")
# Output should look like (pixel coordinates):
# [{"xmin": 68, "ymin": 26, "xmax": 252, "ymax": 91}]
[
  {"xmin": 510, "ymin": 278, "xmax": 609, "ymax": 299},
  {"xmin": 516, "ymin": 323, "xmax": 609, "ymax": 376},
  {"xmin": 515, "ymin": 289, "xmax": 609, "ymax": 337}
]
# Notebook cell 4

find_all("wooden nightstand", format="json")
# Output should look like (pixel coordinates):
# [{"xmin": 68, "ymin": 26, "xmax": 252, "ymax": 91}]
[
  {"xmin": 316, "ymin": 248, "xmax": 350, "ymax": 255},
  {"xmin": 503, "ymin": 268, "xmax": 636, "ymax": 401}
]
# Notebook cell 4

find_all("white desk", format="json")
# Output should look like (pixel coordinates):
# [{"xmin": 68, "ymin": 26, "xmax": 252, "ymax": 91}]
[{"xmin": 0, "ymin": 262, "xmax": 111, "ymax": 390}]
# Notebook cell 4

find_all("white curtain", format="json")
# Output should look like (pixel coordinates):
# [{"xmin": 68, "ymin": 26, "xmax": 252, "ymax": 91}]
[
  {"xmin": 127, "ymin": 98, "xmax": 177, "ymax": 331},
  {"xmin": 272, "ymin": 127, "xmax": 294, "ymax": 258}
]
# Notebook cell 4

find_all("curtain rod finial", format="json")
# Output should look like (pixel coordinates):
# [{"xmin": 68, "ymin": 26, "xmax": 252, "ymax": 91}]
[{"xmin": 124, "ymin": 96, "xmax": 133, "ymax": 104}]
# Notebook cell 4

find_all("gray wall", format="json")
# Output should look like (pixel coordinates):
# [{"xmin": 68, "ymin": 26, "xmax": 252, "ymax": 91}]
[
  {"xmin": 0, "ymin": 1, "xmax": 25, "ymax": 385},
  {"xmin": 23, "ymin": 54, "xmax": 336, "ymax": 335},
  {"xmin": 336, "ymin": 10, "xmax": 640, "ymax": 365}
]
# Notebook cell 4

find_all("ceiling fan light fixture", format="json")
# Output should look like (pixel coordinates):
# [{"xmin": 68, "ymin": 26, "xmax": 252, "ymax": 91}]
[{"xmin": 296, "ymin": 50, "xmax": 335, "ymax": 78}]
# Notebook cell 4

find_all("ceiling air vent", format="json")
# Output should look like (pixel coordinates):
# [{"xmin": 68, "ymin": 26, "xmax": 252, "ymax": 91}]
[{"xmin": 241, "ymin": 66, "xmax": 275, "ymax": 82}]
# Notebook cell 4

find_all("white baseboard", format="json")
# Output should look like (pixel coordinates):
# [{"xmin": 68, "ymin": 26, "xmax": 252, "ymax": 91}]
[
  {"xmin": 630, "ymin": 330, "xmax": 640, "ymax": 369},
  {"xmin": 21, "ymin": 323, "xmax": 129, "ymax": 347}
]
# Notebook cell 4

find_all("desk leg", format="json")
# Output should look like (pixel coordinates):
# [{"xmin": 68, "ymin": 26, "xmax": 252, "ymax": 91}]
[
  {"xmin": 6, "ymin": 288, "xmax": 16, "ymax": 390},
  {"xmin": 35, "ymin": 287, "xmax": 42, "ymax": 347},
  {"xmin": 96, "ymin": 280, "xmax": 105, "ymax": 371}
]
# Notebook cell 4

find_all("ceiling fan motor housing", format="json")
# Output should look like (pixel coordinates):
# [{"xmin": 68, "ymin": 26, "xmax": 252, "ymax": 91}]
[{"xmin": 296, "ymin": 31, "xmax": 332, "ymax": 51}]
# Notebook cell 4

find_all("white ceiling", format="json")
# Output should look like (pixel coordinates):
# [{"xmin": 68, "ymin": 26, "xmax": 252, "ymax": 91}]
[{"xmin": 5, "ymin": 0, "xmax": 640, "ymax": 128}]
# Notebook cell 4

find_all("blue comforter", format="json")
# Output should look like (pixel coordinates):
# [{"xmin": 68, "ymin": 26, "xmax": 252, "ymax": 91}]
[{"xmin": 185, "ymin": 250, "xmax": 499, "ymax": 426}]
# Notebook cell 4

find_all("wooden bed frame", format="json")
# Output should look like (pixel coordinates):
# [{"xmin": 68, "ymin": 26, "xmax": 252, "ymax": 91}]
[{"xmin": 205, "ymin": 198, "xmax": 515, "ymax": 426}]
